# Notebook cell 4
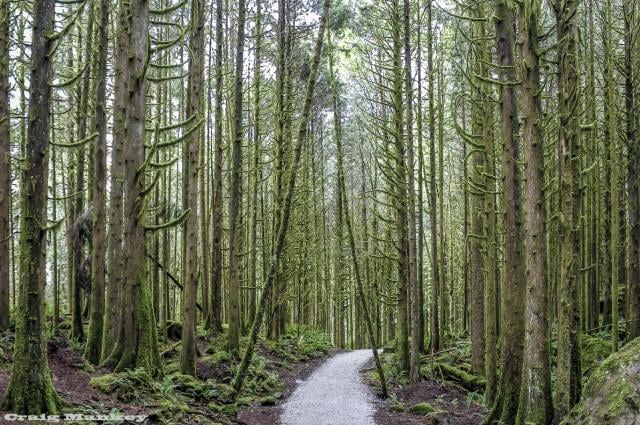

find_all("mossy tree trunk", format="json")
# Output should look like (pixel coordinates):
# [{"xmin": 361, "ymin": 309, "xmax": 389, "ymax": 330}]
[
  {"xmin": 102, "ymin": 0, "xmax": 128, "ymax": 361},
  {"xmin": 180, "ymin": 0, "xmax": 205, "ymax": 375},
  {"xmin": 85, "ymin": 0, "xmax": 109, "ymax": 365},
  {"xmin": 553, "ymin": 0, "xmax": 582, "ymax": 416},
  {"xmin": 209, "ymin": 0, "xmax": 224, "ymax": 335},
  {"xmin": 516, "ymin": 0, "xmax": 554, "ymax": 422},
  {"xmin": 625, "ymin": 0, "xmax": 640, "ymax": 340},
  {"xmin": 102, "ymin": 0, "xmax": 160, "ymax": 374},
  {"xmin": 427, "ymin": 0, "xmax": 441, "ymax": 354},
  {"xmin": 0, "ymin": 0, "xmax": 10, "ymax": 332},
  {"xmin": 1, "ymin": 0, "xmax": 63, "ymax": 412},
  {"xmin": 486, "ymin": 0, "xmax": 525, "ymax": 422},
  {"xmin": 227, "ymin": 0, "xmax": 246, "ymax": 354}
]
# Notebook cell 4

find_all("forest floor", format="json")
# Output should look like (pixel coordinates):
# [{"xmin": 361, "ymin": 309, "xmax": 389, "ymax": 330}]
[
  {"xmin": 370, "ymin": 378, "xmax": 487, "ymax": 425},
  {"xmin": 236, "ymin": 345, "xmax": 337, "ymax": 425},
  {"xmin": 0, "ymin": 336, "xmax": 150, "ymax": 421},
  {"xmin": 0, "ymin": 326, "xmax": 335, "ymax": 424},
  {"xmin": 361, "ymin": 342, "xmax": 488, "ymax": 425}
]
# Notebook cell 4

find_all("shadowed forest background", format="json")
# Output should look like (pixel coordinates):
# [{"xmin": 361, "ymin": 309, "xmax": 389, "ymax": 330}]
[{"xmin": 0, "ymin": 0, "xmax": 640, "ymax": 422}]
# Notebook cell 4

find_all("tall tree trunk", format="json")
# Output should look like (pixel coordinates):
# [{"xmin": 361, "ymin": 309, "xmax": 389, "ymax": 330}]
[
  {"xmin": 604, "ymin": 0, "xmax": 619, "ymax": 352},
  {"xmin": 390, "ymin": 0, "xmax": 410, "ymax": 372},
  {"xmin": 102, "ymin": 0, "xmax": 128, "ymax": 361},
  {"xmin": 486, "ymin": 1, "xmax": 525, "ymax": 422},
  {"xmin": 625, "ymin": 0, "xmax": 640, "ymax": 340},
  {"xmin": 403, "ymin": 0, "xmax": 421, "ymax": 384},
  {"xmin": 227, "ymin": 0, "xmax": 247, "ymax": 354},
  {"xmin": 427, "ymin": 0, "xmax": 440, "ymax": 353},
  {"xmin": 85, "ymin": 0, "xmax": 109, "ymax": 364},
  {"xmin": 517, "ymin": 0, "xmax": 554, "ymax": 422},
  {"xmin": 553, "ymin": 0, "xmax": 582, "ymax": 416},
  {"xmin": 102, "ymin": 0, "xmax": 160, "ymax": 374},
  {"xmin": 415, "ymin": 13, "xmax": 426, "ymax": 354},
  {"xmin": 70, "ymin": 6, "xmax": 95, "ymax": 341},
  {"xmin": 0, "ymin": 0, "xmax": 10, "ymax": 332},
  {"xmin": 469, "ymin": 12, "xmax": 485, "ymax": 375},
  {"xmin": 209, "ymin": 0, "xmax": 224, "ymax": 334},
  {"xmin": 248, "ymin": 0, "xmax": 263, "ymax": 328},
  {"xmin": 329, "ymin": 27, "xmax": 346, "ymax": 348},
  {"xmin": 180, "ymin": 0, "xmax": 205, "ymax": 375},
  {"xmin": 1, "ymin": 0, "xmax": 63, "ymax": 411}
]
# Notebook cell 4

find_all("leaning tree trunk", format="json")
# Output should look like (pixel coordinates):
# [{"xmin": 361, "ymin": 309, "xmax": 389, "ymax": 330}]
[
  {"xmin": 1, "ymin": 0, "xmax": 63, "ymax": 412},
  {"xmin": 330, "ymin": 38, "xmax": 388, "ymax": 394},
  {"xmin": 516, "ymin": 0, "xmax": 554, "ymax": 422},
  {"xmin": 232, "ymin": 0, "xmax": 331, "ymax": 394}
]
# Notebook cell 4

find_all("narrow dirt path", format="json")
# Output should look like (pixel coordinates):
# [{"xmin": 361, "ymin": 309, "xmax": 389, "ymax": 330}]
[{"xmin": 280, "ymin": 349, "xmax": 377, "ymax": 425}]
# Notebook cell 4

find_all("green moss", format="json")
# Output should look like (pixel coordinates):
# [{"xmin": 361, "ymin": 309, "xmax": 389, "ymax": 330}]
[
  {"xmin": 581, "ymin": 334, "xmax": 612, "ymax": 377},
  {"xmin": 168, "ymin": 373, "xmax": 209, "ymax": 399},
  {"xmin": 165, "ymin": 360, "xmax": 179, "ymax": 374},
  {"xmin": 206, "ymin": 383, "xmax": 236, "ymax": 404},
  {"xmin": 207, "ymin": 350, "xmax": 231, "ymax": 363},
  {"xmin": 89, "ymin": 369, "xmax": 157, "ymax": 403},
  {"xmin": 409, "ymin": 402, "xmax": 436, "ymax": 415},
  {"xmin": 260, "ymin": 395, "xmax": 277, "ymax": 406},
  {"xmin": 564, "ymin": 337, "xmax": 640, "ymax": 424},
  {"xmin": 266, "ymin": 327, "xmax": 332, "ymax": 362}
]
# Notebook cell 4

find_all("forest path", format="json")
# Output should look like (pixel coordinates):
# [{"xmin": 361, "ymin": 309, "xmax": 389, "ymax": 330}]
[{"xmin": 280, "ymin": 349, "xmax": 377, "ymax": 425}]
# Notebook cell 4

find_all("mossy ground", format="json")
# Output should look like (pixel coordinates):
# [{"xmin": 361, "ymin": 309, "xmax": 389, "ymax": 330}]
[
  {"xmin": 0, "ymin": 325, "xmax": 333, "ymax": 424},
  {"xmin": 369, "ymin": 339, "xmax": 487, "ymax": 424},
  {"xmin": 563, "ymin": 337, "xmax": 640, "ymax": 425}
]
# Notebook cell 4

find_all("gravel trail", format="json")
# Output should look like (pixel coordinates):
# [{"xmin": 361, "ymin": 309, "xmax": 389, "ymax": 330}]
[{"xmin": 280, "ymin": 349, "xmax": 377, "ymax": 425}]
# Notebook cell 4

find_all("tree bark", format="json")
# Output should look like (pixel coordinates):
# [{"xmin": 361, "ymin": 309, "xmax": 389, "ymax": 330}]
[
  {"xmin": 485, "ymin": 1, "xmax": 525, "ymax": 422},
  {"xmin": 227, "ymin": 0, "xmax": 247, "ymax": 354},
  {"xmin": 553, "ymin": 0, "xmax": 582, "ymax": 416},
  {"xmin": 0, "ymin": 0, "xmax": 10, "ymax": 332},
  {"xmin": 1, "ymin": 0, "xmax": 63, "ymax": 411},
  {"xmin": 85, "ymin": 0, "xmax": 109, "ymax": 364},
  {"xmin": 180, "ymin": 0, "xmax": 205, "ymax": 376},
  {"xmin": 427, "ymin": 0, "xmax": 440, "ymax": 354},
  {"xmin": 517, "ymin": 0, "xmax": 554, "ymax": 422},
  {"xmin": 625, "ymin": 0, "xmax": 640, "ymax": 340},
  {"xmin": 102, "ymin": 0, "xmax": 128, "ymax": 361},
  {"xmin": 209, "ymin": 0, "xmax": 224, "ymax": 335},
  {"xmin": 102, "ymin": 0, "xmax": 160, "ymax": 374}
]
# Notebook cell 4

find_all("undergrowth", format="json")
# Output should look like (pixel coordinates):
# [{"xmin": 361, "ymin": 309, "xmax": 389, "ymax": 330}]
[{"xmin": 87, "ymin": 326, "xmax": 332, "ymax": 423}]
